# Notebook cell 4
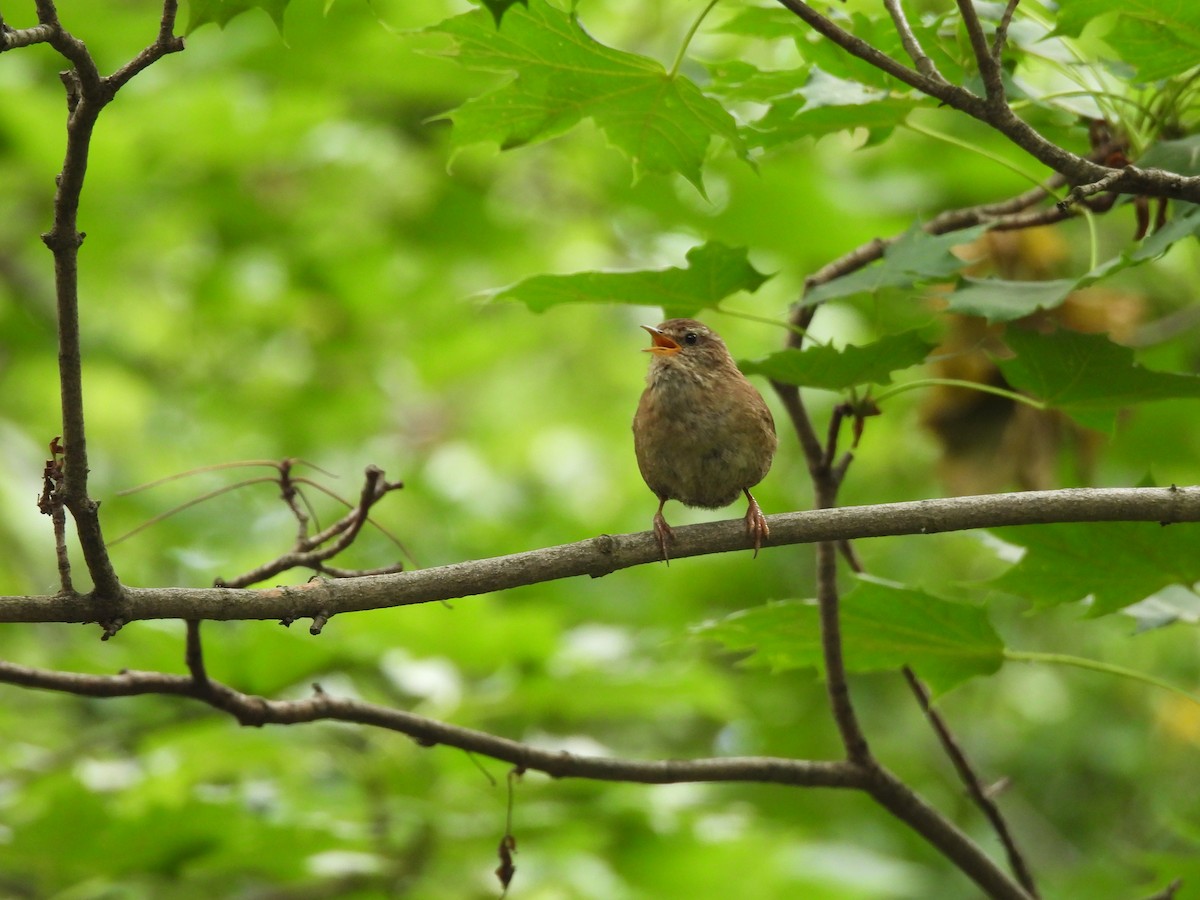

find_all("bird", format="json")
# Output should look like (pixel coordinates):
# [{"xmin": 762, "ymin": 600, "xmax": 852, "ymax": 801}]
[{"xmin": 632, "ymin": 318, "xmax": 777, "ymax": 563}]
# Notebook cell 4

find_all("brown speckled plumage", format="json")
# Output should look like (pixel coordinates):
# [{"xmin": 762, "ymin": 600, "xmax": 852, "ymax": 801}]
[{"xmin": 633, "ymin": 319, "xmax": 777, "ymax": 561}]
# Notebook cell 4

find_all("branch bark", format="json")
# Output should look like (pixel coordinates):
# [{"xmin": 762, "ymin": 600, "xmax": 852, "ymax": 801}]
[
  {"xmin": 2, "ymin": 487, "xmax": 1195, "ymax": 625},
  {"xmin": 27, "ymin": 0, "xmax": 184, "ymax": 600}
]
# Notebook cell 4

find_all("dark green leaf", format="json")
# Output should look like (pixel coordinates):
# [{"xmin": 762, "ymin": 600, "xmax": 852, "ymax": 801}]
[
  {"xmin": 740, "ymin": 330, "xmax": 933, "ymax": 390},
  {"xmin": 430, "ymin": 0, "xmax": 746, "ymax": 192},
  {"xmin": 697, "ymin": 579, "xmax": 1003, "ymax": 695},
  {"xmin": 185, "ymin": 0, "xmax": 289, "ymax": 33},
  {"xmin": 478, "ymin": 0, "xmax": 527, "ymax": 26},
  {"xmin": 946, "ymin": 277, "xmax": 1078, "ymax": 322},
  {"xmin": 805, "ymin": 224, "xmax": 990, "ymax": 305},
  {"xmin": 997, "ymin": 329, "xmax": 1200, "ymax": 431},
  {"xmin": 993, "ymin": 522, "xmax": 1200, "ymax": 616},
  {"xmin": 1137, "ymin": 136, "xmax": 1200, "ymax": 177},
  {"xmin": 491, "ymin": 242, "xmax": 771, "ymax": 316}
]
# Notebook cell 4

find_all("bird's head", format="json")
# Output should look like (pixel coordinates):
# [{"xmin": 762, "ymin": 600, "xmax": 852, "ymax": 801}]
[{"xmin": 641, "ymin": 319, "xmax": 730, "ymax": 368}]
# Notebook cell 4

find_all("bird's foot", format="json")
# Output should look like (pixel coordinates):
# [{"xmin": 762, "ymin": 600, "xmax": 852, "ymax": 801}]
[
  {"xmin": 744, "ymin": 491, "xmax": 769, "ymax": 558},
  {"xmin": 652, "ymin": 511, "xmax": 674, "ymax": 564}
]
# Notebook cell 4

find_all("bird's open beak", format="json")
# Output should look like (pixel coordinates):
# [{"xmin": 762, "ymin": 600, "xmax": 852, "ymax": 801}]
[{"xmin": 642, "ymin": 325, "xmax": 681, "ymax": 355}]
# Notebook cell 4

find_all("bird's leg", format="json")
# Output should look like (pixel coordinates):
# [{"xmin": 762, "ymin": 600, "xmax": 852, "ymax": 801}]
[
  {"xmin": 652, "ymin": 496, "xmax": 674, "ymax": 564},
  {"xmin": 743, "ymin": 489, "xmax": 769, "ymax": 557}
]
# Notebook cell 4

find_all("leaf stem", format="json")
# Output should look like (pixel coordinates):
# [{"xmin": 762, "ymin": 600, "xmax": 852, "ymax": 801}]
[
  {"xmin": 669, "ymin": 0, "xmax": 720, "ymax": 78},
  {"xmin": 904, "ymin": 119, "xmax": 1059, "ymax": 197},
  {"xmin": 1005, "ymin": 649, "xmax": 1200, "ymax": 706},
  {"xmin": 873, "ymin": 378, "xmax": 1047, "ymax": 409}
]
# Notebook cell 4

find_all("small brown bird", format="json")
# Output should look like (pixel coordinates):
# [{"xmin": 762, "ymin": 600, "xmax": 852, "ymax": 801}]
[{"xmin": 633, "ymin": 318, "xmax": 777, "ymax": 562}]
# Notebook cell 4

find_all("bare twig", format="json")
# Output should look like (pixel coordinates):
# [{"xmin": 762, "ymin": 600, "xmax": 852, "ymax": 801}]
[
  {"xmin": 883, "ymin": 0, "xmax": 943, "ymax": 81},
  {"xmin": 957, "ymin": 0, "xmax": 1006, "ymax": 107},
  {"xmin": 0, "ymin": 658, "xmax": 862, "ymax": 787},
  {"xmin": 904, "ymin": 668, "xmax": 1039, "ymax": 896},
  {"xmin": 1058, "ymin": 166, "xmax": 1130, "ymax": 210},
  {"xmin": 22, "ymin": 0, "xmax": 185, "ymax": 601},
  {"xmin": 37, "ymin": 437, "xmax": 73, "ymax": 594},
  {"xmin": 992, "ymin": 0, "xmax": 1020, "ymax": 59},
  {"xmin": 184, "ymin": 619, "xmax": 211, "ymax": 689},
  {"xmin": 214, "ymin": 465, "xmax": 406, "ymax": 589}
]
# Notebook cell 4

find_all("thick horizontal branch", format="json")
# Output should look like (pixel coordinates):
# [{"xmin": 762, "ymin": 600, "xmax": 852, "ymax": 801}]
[
  {"xmin": 2, "ymin": 487, "xmax": 1198, "ymax": 625},
  {"xmin": 0, "ymin": 659, "xmax": 862, "ymax": 788}
]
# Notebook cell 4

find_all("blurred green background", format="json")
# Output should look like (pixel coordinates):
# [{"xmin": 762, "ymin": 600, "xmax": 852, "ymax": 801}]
[{"xmin": 1, "ymin": 1, "xmax": 1198, "ymax": 897}]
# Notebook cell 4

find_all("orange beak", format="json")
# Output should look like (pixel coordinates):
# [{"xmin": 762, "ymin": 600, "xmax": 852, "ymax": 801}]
[{"xmin": 642, "ymin": 325, "xmax": 681, "ymax": 355}]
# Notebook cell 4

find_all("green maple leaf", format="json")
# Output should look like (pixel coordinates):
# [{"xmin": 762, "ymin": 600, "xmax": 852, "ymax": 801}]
[
  {"xmin": 185, "ymin": 0, "xmax": 289, "ymax": 33},
  {"xmin": 997, "ymin": 329, "xmax": 1200, "ymax": 431},
  {"xmin": 698, "ymin": 579, "xmax": 1003, "ymax": 695},
  {"xmin": 993, "ymin": 521, "xmax": 1200, "ymax": 616},
  {"xmin": 429, "ymin": 0, "xmax": 746, "ymax": 192},
  {"xmin": 740, "ymin": 330, "xmax": 933, "ymax": 390},
  {"xmin": 491, "ymin": 242, "xmax": 771, "ymax": 318}
]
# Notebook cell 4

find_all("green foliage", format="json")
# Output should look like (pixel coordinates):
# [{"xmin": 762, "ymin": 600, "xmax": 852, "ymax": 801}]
[
  {"xmin": 804, "ymin": 224, "xmax": 991, "ymax": 305},
  {"xmin": 699, "ymin": 579, "xmax": 1004, "ymax": 695},
  {"xmin": 492, "ymin": 241, "xmax": 771, "ymax": 317},
  {"xmin": 185, "ymin": 0, "xmax": 290, "ymax": 32},
  {"xmin": 429, "ymin": 0, "xmax": 746, "ymax": 191},
  {"xmin": 994, "ymin": 521, "xmax": 1200, "ymax": 616},
  {"xmin": 998, "ymin": 329, "xmax": 1200, "ymax": 431},
  {"xmin": 741, "ymin": 330, "xmax": 934, "ymax": 391},
  {"xmin": 3, "ymin": 0, "xmax": 1200, "ymax": 897},
  {"xmin": 1053, "ymin": 0, "xmax": 1200, "ymax": 81}
]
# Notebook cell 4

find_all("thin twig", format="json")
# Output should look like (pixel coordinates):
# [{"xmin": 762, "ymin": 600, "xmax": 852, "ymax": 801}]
[
  {"xmin": 215, "ymin": 466, "xmax": 405, "ymax": 589},
  {"xmin": 956, "ymin": 0, "xmax": 1005, "ymax": 107},
  {"xmin": 991, "ymin": 0, "xmax": 1020, "ymax": 59},
  {"xmin": 0, "ymin": 658, "xmax": 862, "ymax": 787},
  {"xmin": 883, "ymin": 0, "xmax": 943, "ymax": 81},
  {"xmin": 1058, "ymin": 166, "xmax": 1129, "ymax": 209},
  {"xmin": 26, "ymin": 0, "xmax": 184, "ymax": 600},
  {"xmin": 903, "ymin": 668, "xmax": 1039, "ymax": 895}
]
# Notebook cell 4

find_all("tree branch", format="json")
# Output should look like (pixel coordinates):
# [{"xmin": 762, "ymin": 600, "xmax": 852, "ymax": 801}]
[
  {"xmin": 25, "ymin": 0, "xmax": 184, "ymax": 601},
  {"xmin": 904, "ymin": 667, "xmax": 1039, "ymax": 896},
  {"xmin": 883, "ymin": 0, "xmax": 943, "ymax": 81},
  {"xmin": 773, "ymin": 0, "xmax": 1200, "ymax": 201},
  {"xmin": 957, "ymin": 0, "xmax": 1006, "ymax": 108},
  {"xmin": 0, "ymin": 655, "xmax": 1032, "ymax": 897},
  {"xmin": 1, "ymin": 487, "xmax": 1197, "ymax": 625},
  {"xmin": 0, "ymin": 658, "xmax": 862, "ymax": 788}
]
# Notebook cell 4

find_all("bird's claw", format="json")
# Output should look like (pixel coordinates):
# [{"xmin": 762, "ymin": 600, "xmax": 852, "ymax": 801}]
[
  {"xmin": 744, "ymin": 492, "xmax": 768, "ymax": 558},
  {"xmin": 652, "ymin": 511, "xmax": 674, "ymax": 564}
]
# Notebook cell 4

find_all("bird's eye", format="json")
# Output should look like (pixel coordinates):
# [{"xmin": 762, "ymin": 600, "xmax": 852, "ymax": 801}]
[{"xmin": 684, "ymin": 332, "xmax": 699, "ymax": 345}]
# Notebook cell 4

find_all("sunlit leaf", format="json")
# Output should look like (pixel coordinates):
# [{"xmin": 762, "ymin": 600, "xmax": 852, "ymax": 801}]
[
  {"xmin": 997, "ymin": 329, "xmax": 1200, "ymax": 431},
  {"xmin": 749, "ymin": 69, "xmax": 924, "ymax": 148},
  {"xmin": 491, "ymin": 242, "xmax": 771, "ymax": 316},
  {"xmin": 697, "ymin": 579, "xmax": 1003, "ymax": 695},
  {"xmin": 1053, "ymin": 0, "xmax": 1200, "ymax": 81},
  {"xmin": 993, "ymin": 521, "xmax": 1200, "ymax": 616},
  {"xmin": 430, "ymin": 0, "xmax": 746, "ymax": 191},
  {"xmin": 740, "ymin": 330, "xmax": 933, "ymax": 390}
]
